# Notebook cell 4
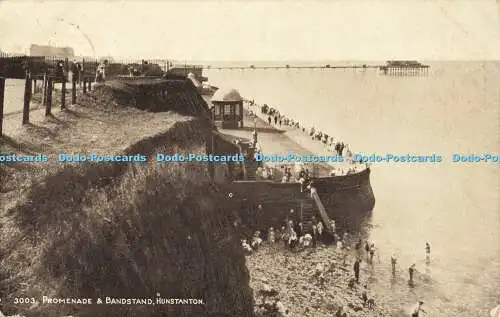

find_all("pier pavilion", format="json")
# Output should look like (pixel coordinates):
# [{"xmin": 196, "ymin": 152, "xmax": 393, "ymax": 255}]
[{"xmin": 210, "ymin": 88, "xmax": 244, "ymax": 129}]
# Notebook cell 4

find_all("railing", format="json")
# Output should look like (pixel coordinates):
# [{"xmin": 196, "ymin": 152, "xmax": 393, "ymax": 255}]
[
  {"xmin": 0, "ymin": 55, "xmax": 177, "ymax": 80},
  {"xmin": 0, "ymin": 56, "xmax": 187, "ymax": 136}
]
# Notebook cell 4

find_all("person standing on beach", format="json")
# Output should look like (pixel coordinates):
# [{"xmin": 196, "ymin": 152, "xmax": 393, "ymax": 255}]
[
  {"xmin": 295, "ymin": 221, "xmax": 304, "ymax": 238},
  {"xmin": 317, "ymin": 221, "xmax": 324, "ymax": 241},
  {"xmin": 391, "ymin": 254, "xmax": 397, "ymax": 276},
  {"xmin": 281, "ymin": 226, "xmax": 288, "ymax": 247},
  {"xmin": 274, "ymin": 116, "xmax": 278, "ymax": 125},
  {"xmin": 353, "ymin": 259, "xmax": 361, "ymax": 283},
  {"xmin": 425, "ymin": 242, "xmax": 431, "ymax": 263},
  {"xmin": 365, "ymin": 241, "xmax": 370, "ymax": 260},
  {"xmin": 268, "ymin": 116, "xmax": 272, "ymax": 125},
  {"xmin": 369, "ymin": 243, "xmax": 375, "ymax": 265},
  {"xmin": 355, "ymin": 239, "xmax": 363, "ymax": 258},
  {"xmin": 312, "ymin": 223, "xmax": 318, "ymax": 247},
  {"xmin": 409, "ymin": 264, "xmax": 416, "ymax": 284},
  {"xmin": 410, "ymin": 301, "xmax": 426, "ymax": 317},
  {"xmin": 288, "ymin": 229, "xmax": 298, "ymax": 251},
  {"xmin": 343, "ymin": 247, "xmax": 349, "ymax": 265}
]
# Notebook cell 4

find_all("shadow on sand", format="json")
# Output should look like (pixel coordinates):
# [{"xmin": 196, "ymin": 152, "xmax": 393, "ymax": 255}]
[{"xmin": 0, "ymin": 134, "xmax": 44, "ymax": 154}]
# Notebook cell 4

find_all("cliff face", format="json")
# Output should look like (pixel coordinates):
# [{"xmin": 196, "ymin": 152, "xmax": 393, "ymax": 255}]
[
  {"xmin": 0, "ymin": 81, "xmax": 254, "ymax": 317},
  {"xmin": 92, "ymin": 78, "xmax": 212, "ymax": 118}
]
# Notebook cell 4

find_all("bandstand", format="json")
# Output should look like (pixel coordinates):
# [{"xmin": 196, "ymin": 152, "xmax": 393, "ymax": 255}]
[{"xmin": 210, "ymin": 88, "xmax": 244, "ymax": 129}]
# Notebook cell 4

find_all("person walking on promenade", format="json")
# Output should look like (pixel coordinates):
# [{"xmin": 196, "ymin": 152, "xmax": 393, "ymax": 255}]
[
  {"xmin": 353, "ymin": 259, "xmax": 361, "ymax": 283},
  {"xmin": 274, "ymin": 116, "xmax": 278, "ymax": 125},
  {"xmin": 410, "ymin": 301, "xmax": 426, "ymax": 317},
  {"xmin": 268, "ymin": 116, "xmax": 272, "ymax": 125},
  {"xmin": 425, "ymin": 242, "xmax": 431, "ymax": 264},
  {"xmin": 409, "ymin": 264, "xmax": 416, "ymax": 284},
  {"xmin": 391, "ymin": 254, "xmax": 397, "ymax": 276}
]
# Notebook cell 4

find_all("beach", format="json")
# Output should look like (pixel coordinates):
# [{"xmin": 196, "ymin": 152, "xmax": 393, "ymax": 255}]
[{"xmin": 248, "ymin": 242, "xmax": 391, "ymax": 317}]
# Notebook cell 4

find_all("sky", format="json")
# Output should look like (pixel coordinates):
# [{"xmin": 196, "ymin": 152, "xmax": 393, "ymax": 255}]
[{"xmin": 0, "ymin": 0, "xmax": 499, "ymax": 61}]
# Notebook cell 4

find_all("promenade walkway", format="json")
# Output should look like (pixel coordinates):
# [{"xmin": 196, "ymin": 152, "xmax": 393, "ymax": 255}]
[
  {"xmin": 219, "ymin": 107, "xmax": 337, "ymax": 178},
  {"xmin": 218, "ymin": 102, "xmax": 368, "ymax": 178}
]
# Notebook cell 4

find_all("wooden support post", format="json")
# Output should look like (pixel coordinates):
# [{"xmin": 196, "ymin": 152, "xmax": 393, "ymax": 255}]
[
  {"xmin": 0, "ymin": 77, "xmax": 5, "ymax": 137},
  {"xmin": 33, "ymin": 79, "xmax": 37, "ymax": 94},
  {"xmin": 88, "ymin": 80, "xmax": 91, "ymax": 91},
  {"xmin": 83, "ymin": 78, "xmax": 87, "ymax": 94},
  {"xmin": 71, "ymin": 74, "xmax": 76, "ymax": 104},
  {"xmin": 45, "ymin": 77, "xmax": 53, "ymax": 116},
  {"xmin": 22, "ymin": 71, "xmax": 31, "ymax": 124}
]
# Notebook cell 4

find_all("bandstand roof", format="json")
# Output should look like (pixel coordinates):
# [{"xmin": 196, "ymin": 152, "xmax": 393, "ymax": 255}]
[{"xmin": 211, "ymin": 88, "xmax": 243, "ymax": 103}]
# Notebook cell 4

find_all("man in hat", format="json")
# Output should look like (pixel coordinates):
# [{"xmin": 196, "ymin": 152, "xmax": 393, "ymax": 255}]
[{"xmin": 410, "ymin": 301, "xmax": 425, "ymax": 317}]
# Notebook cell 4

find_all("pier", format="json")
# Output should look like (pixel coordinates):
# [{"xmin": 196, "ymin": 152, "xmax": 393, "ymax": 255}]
[
  {"xmin": 208, "ymin": 64, "xmax": 379, "ymax": 70},
  {"xmin": 207, "ymin": 62, "xmax": 430, "ymax": 76},
  {"xmin": 379, "ymin": 61, "xmax": 430, "ymax": 76}
]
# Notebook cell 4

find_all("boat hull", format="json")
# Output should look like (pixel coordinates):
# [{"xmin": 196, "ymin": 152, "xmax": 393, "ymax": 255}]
[
  {"xmin": 312, "ymin": 168, "xmax": 375, "ymax": 230},
  {"xmin": 210, "ymin": 131, "xmax": 375, "ymax": 231},
  {"xmin": 217, "ymin": 167, "xmax": 375, "ymax": 233}
]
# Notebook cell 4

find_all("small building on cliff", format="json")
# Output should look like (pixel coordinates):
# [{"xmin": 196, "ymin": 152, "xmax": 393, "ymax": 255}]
[{"xmin": 29, "ymin": 44, "xmax": 75, "ymax": 58}]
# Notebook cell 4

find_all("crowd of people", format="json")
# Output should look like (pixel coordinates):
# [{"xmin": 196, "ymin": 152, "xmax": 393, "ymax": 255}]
[
  {"xmin": 245, "ymin": 100, "xmax": 366, "ymax": 177},
  {"xmin": 241, "ymin": 210, "xmax": 344, "ymax": 256},
  {"xmin": 240, "ymin": 214, "xmax": 433, "ymax": 316}
]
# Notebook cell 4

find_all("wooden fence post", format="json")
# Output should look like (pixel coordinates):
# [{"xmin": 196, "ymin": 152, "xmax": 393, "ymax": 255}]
[
  {"xmin": 45, "ymin": 77, "xmax": 52, "ymax": 116},
  {"xmin": 61, "ymin": 78, "xmax": 66, "ymax": 110},
  {"xmin": 0, "ymin": 77, "xmax": 5, "ymax": 137},
  {"xmin": 22, "ymin": 71, "xmax": 31, "ymax": 124},
  {"xmin": 61, "ymin": 58, "xmax": 68, "ymax": 109},
  {"xmin": 71, "ymin": 72, "xmax": 76, "ymax": 104},
  {"xmin": 42, "ymin": 73, "xmax": 47, "ymax": 106}
]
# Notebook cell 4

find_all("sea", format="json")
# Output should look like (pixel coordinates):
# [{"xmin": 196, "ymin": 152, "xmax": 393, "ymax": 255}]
[{"xmin": 205, "ymin": 61, "xmax": 500, "ymax": 317}]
